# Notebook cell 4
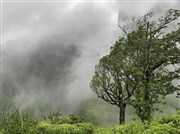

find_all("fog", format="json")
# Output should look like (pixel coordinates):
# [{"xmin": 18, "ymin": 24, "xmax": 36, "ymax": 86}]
[{"xmin": 1, "ymin": 1, "xmax": 179, "ymax": 116}]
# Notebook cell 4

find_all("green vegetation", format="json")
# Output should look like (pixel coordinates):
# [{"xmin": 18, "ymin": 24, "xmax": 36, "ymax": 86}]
[
  {"xmin": 41, "ymin": 111, "xmax": 84, "ymax": 124},
  {"xmin": 95, "ymin": 111, "xmax": 180, "ymax": 134},
  {"xmin": 90, "ymin": 9, "xmax": 180, "ymax": 124},
  {"xmin": 37, "ymin": 122, "xmax": 94, "ymax": 134},
  {"xmin": 0, "ymin": 109, "xmax": 37, "ymax": 134},
  {"xmin": 0, "ymin": 110, "xmax": 179, "ymax": 134}
]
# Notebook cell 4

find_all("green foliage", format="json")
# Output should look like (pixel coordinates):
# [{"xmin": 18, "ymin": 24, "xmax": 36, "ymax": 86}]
[
  {"xmin": 68, "ymin": 114, "xmax": 85, "ymax": 124},
  {"xmin": 0, "ymin": 108, "xmax": 179, "ymax": 134},
  {"xmin": 144, "ymin": 124, "xmax": 179, "ymax": 134},
  {"xmin": 2, "ymin": 109, "xmax": 37, "ymax": 134},
  {"xmin": 114, "ymin": 120, "xmax": 146, "ymax": 134},
  {"xmin": 144, "ymin": 110, "xmax": 180, "ymax": 134},
  {"xmin": 90, "ymin": 8, "xmax": 180, "ymax": 123},
  {"xmin": 148, "ymin": 113, "xmax": 179, "ymax": 133},
  {"xmin": 95, "ymin": 121, "xmax": 144, "ymax": 134},
  {"xmin": 41, "ymin": 111, "xmax": 84, "ymax": 124},
  {"xmin": 94, "ymin": 121, "xmax": 146, "ymax": 134},
  {"xmin": 0, "ymin": 96, "xmax": 14, "ymax": 128},
  {"xmin": 37, "ymin": 121, "xmax": 94, "ymax": 134},
  {"xmin": 94, "ymin": 111, "xmax": 180, "ymax": 134},
  {"xmin": 0, "ymin": 128, "xmax": 3, "ymax": 134},
  {"xmin": 94, "ymin": 128, "xmax": 114, "ymax": 134}
]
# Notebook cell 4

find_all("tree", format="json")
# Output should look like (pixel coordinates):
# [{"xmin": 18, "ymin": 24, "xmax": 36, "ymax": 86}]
[{"xmin": 90, "ymin": 9, "xmax": 180, "ymax": 124}]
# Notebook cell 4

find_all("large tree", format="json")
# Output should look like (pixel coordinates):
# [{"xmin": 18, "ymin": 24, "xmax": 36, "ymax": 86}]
[{"xmin": 90, "ymin": 9, "xmax": 180, "ymax": 124}]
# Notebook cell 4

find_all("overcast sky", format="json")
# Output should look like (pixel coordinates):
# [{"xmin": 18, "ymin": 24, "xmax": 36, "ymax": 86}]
[{"xmin": 1, "ymin": 1, "xmax": 179, "ymax": 113}]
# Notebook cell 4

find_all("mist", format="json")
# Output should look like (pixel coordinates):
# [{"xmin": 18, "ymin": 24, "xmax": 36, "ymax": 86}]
[{"xmin": 1, "ymin": 1, "xmax": 179, "ymax": 120}]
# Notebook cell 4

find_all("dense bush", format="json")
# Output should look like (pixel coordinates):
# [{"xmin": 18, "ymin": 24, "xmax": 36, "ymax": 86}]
[
  {"xmin": 94, "ymin": 128, "xmax": 114, "ymax": 134},
  {"xmin": 94, "ymin": 121, "xmax": 146, "ymax": 134},
  {"xmin": 1, "ymin": 109, "xmax": 37, "ymax": 134},
  {"xmin": 0, "ymin": 109, "xmax": 179, "ymax": 134},
  {"xmin": 143, "ymin": 112, "xmax": 180, "ymax": 134},
  {"xmin": 114, "ymin": 120, "xmax": 146, "ymax": 134},
  {"xmin": 37, "ymin": 121, "xmax": 94, "ymax": 134},
  {"xmin": 144, "ymin": 124, "xmax": 179, "ymax": 134},
  {"xmin": 95, "ymin": 111, "xmax": 180, "ymax": 134}
]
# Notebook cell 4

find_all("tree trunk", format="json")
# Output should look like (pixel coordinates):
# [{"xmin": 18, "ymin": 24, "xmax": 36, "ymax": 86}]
[{"xmin": 119, "ymin": 103, "xmax": 126, "ymax": 125}]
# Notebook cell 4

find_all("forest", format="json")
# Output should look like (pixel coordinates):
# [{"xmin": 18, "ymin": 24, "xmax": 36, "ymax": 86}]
[{"xmin": 0, "ymin": 6, "xmax": 180, "ymax": 134}]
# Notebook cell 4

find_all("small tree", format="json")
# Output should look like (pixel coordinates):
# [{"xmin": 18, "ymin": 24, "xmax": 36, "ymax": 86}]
[{"xmin": 90, "ymin": 9, "xmax": 180, "ymax": 124}]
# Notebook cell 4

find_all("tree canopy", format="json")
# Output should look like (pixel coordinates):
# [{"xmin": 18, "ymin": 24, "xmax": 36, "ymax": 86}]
[{"xmin": 90, "ymin": 9, "xmax": 180, "ymax": 124}]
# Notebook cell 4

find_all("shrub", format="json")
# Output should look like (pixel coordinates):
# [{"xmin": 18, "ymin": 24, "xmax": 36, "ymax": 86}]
[
  {"xmin": 150, "ymin": 112, "xmax": 180, "ymax": 128},
  {"xmin": 75, "ymin": 123, "xmax": 95, "ymax": 134},
  {"xmin": 94, "ymin": 128, "xmax": 114, "ymax": 134},
  {"xmin": 37, "ymin": 121, "xmax": 94, "ymax": 134},
  {"xmin": 68, "ymin": 114, "xmax": 84, "ymax": 124},
  {"xmin": 0, "ymin": 129, "xmax": 3, "ymax": 134},
  {"xmin": 1, "ymin": 109, "xmax": 179, "ymax": 134},
  {"xmin": 94, "ymin": 111, "xmax": 180, "ymax": 134},
  {"xmin": 94, "ymin": 121, "xmax": 146, "ymax": 134},
  {"xmin": 143, "ymin": 123, "xmax": 179, "ymax": 134},
  {"xmin": 143, "ymin": 112, "xmax": 180, "ymax": 134},
  {"xmin": 113, "ymin": 120, "xmax": 146, "ymax": 134},
  {"xmin": 41, "ymin": 112, "xmax": 84, "ymax": 124},
  {"xmin": 2, "ymin": 109, "xmax": 37, "ymax": 134}
]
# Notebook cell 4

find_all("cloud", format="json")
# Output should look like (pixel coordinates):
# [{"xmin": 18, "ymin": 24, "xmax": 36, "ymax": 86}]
[{"xmin": 2, "ymin": 1, "xmax": 179, "ymax": 114}]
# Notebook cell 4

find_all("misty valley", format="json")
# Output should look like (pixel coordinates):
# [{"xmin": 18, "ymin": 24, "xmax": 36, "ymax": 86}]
[{"xmin": 0, "ymin": 2, "xmax": 180, "ymax": 134}]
